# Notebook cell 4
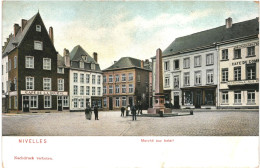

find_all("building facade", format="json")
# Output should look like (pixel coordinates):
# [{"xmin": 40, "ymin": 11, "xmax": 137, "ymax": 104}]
[
  {"xmin": 2, "ymin": 12, "xmax": 69, "ymax": 113},
  {"xmin": 69, "ymin": 45, "xmax": 103, "ymax": 111},
  {"xmin": 102, "ymin": 57, "xmax": 152, "ymax": 110}
]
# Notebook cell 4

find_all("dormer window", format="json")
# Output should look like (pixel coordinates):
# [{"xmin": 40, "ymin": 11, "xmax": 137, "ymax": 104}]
[
  {"xmin": 80, "ymin": 62, "xmax": 84, "ymax": 69},
  {"xmin": 82, "ymin": 56, "xmax": 87, "ymax": 61},
  {"xmin": 91, "ymin": 63, "xmax": 95, "ymax": 70},
  {"xmin": 36, "ymin": 25, "xmax": 41, "ymax": 32}
]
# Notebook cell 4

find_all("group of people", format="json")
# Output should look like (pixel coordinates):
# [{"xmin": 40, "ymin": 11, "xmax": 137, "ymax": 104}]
[
  {"xmin": 121, "ymin": 103, "xmax": 142, "ymax": 121},
  {"xmin": 85, "ymin": 103, "xmax": 99, "ymax": 120}
]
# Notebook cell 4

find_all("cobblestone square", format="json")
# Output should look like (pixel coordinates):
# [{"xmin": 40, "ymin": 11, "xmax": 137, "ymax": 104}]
[{"xmin": 2, "ymin": 110, "xmax": 259, "ymax": 136}]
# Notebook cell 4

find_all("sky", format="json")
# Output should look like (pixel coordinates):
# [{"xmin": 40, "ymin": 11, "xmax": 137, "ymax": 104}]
[{"xmin": 2, "ymin": 1, "xmax": 259, "ymax": 69}]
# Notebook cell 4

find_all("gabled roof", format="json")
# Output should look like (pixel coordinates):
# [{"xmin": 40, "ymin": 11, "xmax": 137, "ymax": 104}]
[
  {"xmin": 162, "ymin": 18, "xmax": 259, "ymax": 56},
  {"xmin": 57, "ymin": 53, "xmax": 65, "ymax": 67},
  {"xmin": 103, "ymin": 57, "xmax": 152, "ymax": 71}
]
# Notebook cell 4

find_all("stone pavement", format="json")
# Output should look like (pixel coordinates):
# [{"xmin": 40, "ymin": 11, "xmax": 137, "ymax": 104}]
[{"xmin": 2, "ymin": 110, "xmax": 259, "ymax": 136}]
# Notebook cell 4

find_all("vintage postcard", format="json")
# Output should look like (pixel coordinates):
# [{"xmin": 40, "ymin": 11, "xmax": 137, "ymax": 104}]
[{"xmin": 1, "ymin": 1, "xmax": 259, "ymax": 168}]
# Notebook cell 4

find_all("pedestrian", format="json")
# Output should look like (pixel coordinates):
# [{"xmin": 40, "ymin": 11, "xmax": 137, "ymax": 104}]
[
  {"xmin": 126, "ymin": 104, "xmax": 131, "ymax": 116},
  {"xmin": 121, "ymin": 106, "xmax": 125, "ymax": 117},
  {"xmin": 131, "ymin": 104, "xmax": 137, "ymax": 121},
  {"xmin": 138, "ymin": 102, "xmax": 142, "ymax": 115},
  {"xmin": 94, "ymin": 104, "xmax": 99, "ymax": 120},
  {"xmin": 85, "ymin": 103, "xmax": 92, "ymax": 120}
]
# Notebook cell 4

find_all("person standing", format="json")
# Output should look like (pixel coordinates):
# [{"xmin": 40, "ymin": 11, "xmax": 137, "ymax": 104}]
[
  {"xmin": 94, "ymin": 104, "xmax": 99, "ymax": 120},
  {"xmin": 121, "ymin": 106, "xmax": 125, "ymax": 117},
  {"xmin": 138, "ymin": 102, "xmax": 142, "ymax": 115},
  {"xmin": 131, "ymin": 104, "xmax": 137, "ymax": 121},
  {"xmin": 85, "ymin": 103, "xmax": 92, "ymax": 120}
]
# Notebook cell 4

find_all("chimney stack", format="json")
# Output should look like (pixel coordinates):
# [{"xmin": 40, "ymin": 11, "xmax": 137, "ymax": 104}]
[
  {"xmin": 21, "ymin": 19, "xmax": 27, "ymax": 31},
  {"xmin": 141, "ymin": 60, "xmax": 144, "ymax": 68},
  {"xmin": 63, "ymin": 48, "xmax": 70, "ymax": 67},
  {"xmin": 93, "ymin": 52, "xmax": 98, "ymax": 62},
  {"xmin": 226, "ymin": 17, "xmax": 232, "ymax": 29},
  {"xmin": 49, "ymin": 27, "xmax": 54, "ymax": 44},
  {"xmin": 14, "ymin": 24, "xmax": 20, "ymax": 37}
]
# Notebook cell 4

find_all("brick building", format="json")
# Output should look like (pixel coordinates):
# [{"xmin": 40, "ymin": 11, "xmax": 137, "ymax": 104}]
[
  {"xmin": 2, "ymin": 12, "xmax": 69, "ymax": 113},
  {"xmin": 102, "ymin": 57, "xmax": 152, "ymax": 110}
]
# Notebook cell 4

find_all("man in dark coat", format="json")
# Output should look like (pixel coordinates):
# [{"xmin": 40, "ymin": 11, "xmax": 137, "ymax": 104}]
[
  {"xmin": 121, "ymin": 106, "xmax": 125, "ymax": 117},
  {"xmin": 131, "ymin": 105, "xmax": 137, "ymax": 121},
  {"xmin": 85, "ymin": 103, "xmax": 92, "ymax": 120},
  {"xmin": 94, "ymin": 104, "xmax": 99, "ymax": 120}
]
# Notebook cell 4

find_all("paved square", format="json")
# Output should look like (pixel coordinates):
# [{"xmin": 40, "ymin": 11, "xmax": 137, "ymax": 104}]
[{"xmin": 2, "ymin": 110, "xmax": 259, "ymax": 136}]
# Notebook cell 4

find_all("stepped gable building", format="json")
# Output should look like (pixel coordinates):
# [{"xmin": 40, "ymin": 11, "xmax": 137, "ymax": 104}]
[
  {"xmin": 2, "ymin": 12, "xmax": 68, "ymax": 113},
  {"xmin": 102, "ymin": 57, "xmax": 152, "ymax": 110},
  {"xmin": 152, "ymin": 17, "xmax": 259, "ymax": 109},
  {"xmin": 69, "ymin": 45, "xmax": 103, "ymax": 111}
]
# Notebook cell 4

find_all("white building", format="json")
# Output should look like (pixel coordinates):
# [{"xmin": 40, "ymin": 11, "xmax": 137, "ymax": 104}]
[{"xmin": 69, "ymin": 45, "xmax": 103, "ymax": 111}]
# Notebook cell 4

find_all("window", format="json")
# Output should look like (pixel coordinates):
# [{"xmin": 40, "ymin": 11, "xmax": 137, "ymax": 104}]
[
  {"xmin": 43, "ymin": 58, "xmax": 51, "ymax": 70},
  {"xmin": 183, "ymin": 58, "xmax": 190, "ymax": 68},
  {"xmin": 194, "ymin": 71, "xmax": 201, "ymax": 85},
  {"xmin": 97, "ymin": 75, "xmax": 101, "ymax": 84},
  {"xmin": 246, "ymin": 64, "xmax": 256, "ymax": 80},
  {"xmin": 129, "ymin": 84, "xmax": 133, "ymax": 93},
  {"xmin": 103, "ymin": 86, "xmax": 107, "ymax": 94},
  {"xmin": 73, "ymin": 98, "xmax": 78, "ymax": 108},
  {"xmin": 79, "ymin": 99, "xmax": 84, "ymax": 108},
  {"xmin": 25, "ymin": 56, "xmax": 34, "ymax": 69},
  {"xmin": 174, "ymin": 60, "xmax": 179, "ymax": 69},
  {"xmin": 122, "ymin": 74, "xmax": 126, "ymax": 82},
  {"xmin": 122, "ymin": 96, "xmax": 126, "ymax": 106},
  {"xmin": 8, "ymin": 59, "xmax": 11, "ymax": 71},
  {"xmin": 109, "ymin": 85, "xmax": 113, "ymax": 94},
  {"xmin": 63, "ymin": 96, "xmax": 69, "ymax": 107},
  {"xmin": 206, "ymin": 53, "xmax": 214, "ymax": 65},
  {"xmin": 92, "ymin": 87, "xmax": 95, "ymax": 95},
  {"xmin": 36, "ymin": 25, "xmax": 41, "ymax": 32},
  {"xmin": 34, "ymin": 41, "xmax": 43, "ymax": 50},
  {"xmin": 58, "ymin": 79, "xmax": 64, "ymax": 91},
  {"xmin": 164, "ymin": 61, "xmax": 170, "ymax": 71},
  {"xmin": 74, "ymin": 73, "xmax": 78, "ymax": 83},
  {"xmin": 184, "ymin": 91, "xmax": 193, "ymax": 105},
  {"xmin": 205, "ymin": 90, "xmax": 214, "ymax": 105},
  {"xmin": 109, "ymin": 75, "xmax": 113, "ymax": 83},
  {"xmin": 222, "ymin": 92, "xmax": 228, "ymax": 104},
  {"xmin": 194, "ymin": 56, "xmax": 201, "ymax": 67},
  {"xmin": 115, "ymin": 75, "xmax": 119, "ymax": 82},
  {"xmin": 165, "ymin": 77, "xmax": 170, "ymax": 87},
  {"xmin": 222, "ymin": 68, "xmax": 228, "ymax": 82},
  {"xmin": 247, "ymin": 90, "xmax": 255, "ymax": 104},
  {"xmin": 14, "ymin": 96, "xmax": 18, "ymax": 109},
  {"xmin": 73, "ymin": 85, "xmax": 78, "ymax": 95},
  {"xmin": 44, "ymin": 96, "xmax": 51, "ymax": 108},
  {"xmin": 30, "ymin": 96, "xmax": 38, "ymax": 108},
  {"xmin": 234, "ymin": 67, "xmax": 241, "ymax": 81},
  {"xmin": 116, "ymin": 85, "xmax": 120, "ymax": 93},
  {"xmin": 78, "ymin": 74, "xmax": 84, "ymax": 83},
  {"xmin": 234, "ymin": 49, "xmax": 241, "ymax": 59},
  {"xmin": 116, "ymin": 97, "xmax": 120, "ymax": 107},
  {"xmin": 247, "ymin": 46, "xmax": 255, "ymax": 57},
  {"xmin": 92, "ymin": 75, "xmax": 96, "ymax": 84},
  {"xmin": 137, "ymin": 75, "xmax": 140, "ymax": 83},
  {"xmin": 57, "ymin": 68, "xmax": 64, "ymax": 74},
  {"xmin": 184, "ymin": 72, "xmax": 190, "ymax": 86},
  {"xmin": 14, "ymin": 56, "xmax": 17, "ymax": 69},
  {"xmin": 43, "ymin": 78, "xmax": 51, "ymax": 90},
  {"xmin": 86, "ymin": 74, "xmax": 90, "ymax": 84},
  {"xmin": 122, "ymin": 85, "xmax": 126, "ymax": 93},
  {"xmin": 129, "ymin": 73, "xmax": 133, "ymax": 81},
  {"xmin": 26, "ymin": 77, "xmax": 34, "ymax": 90},
  {"xmin": 103, "ymin": 98, "xmax": 107, "ymax": 107},
  {"xmin": 234, "ymin": 91, "xmax": 241, "ymax": 104},
  {"xmin": 222, "ymin": 49, "xmax": 228, "ymax": 60},
  {"xmin": 174, "ymin": 76, "xmax": 179, "ymax": 88},
  {"xmin": 14, "ymin": 78, "xmax": 17, "ymax": 91},
  {"xmin": 97, "ymin": 87, "xmax": 101, "ymax": 96},
  {"xmin": 103, "ymin": 76, "xmax": 107, "ymax": 83},
  {"xmin": 206, "ymin": 70, "xmax": 214, "ymax": 84},
  {"xmin": 80, "ymin": 86, "xmax": 84, "ymax": 95},
  {"xmin": 91, "ymin": 63, "xmax": 95, "ymax": 70},
  {"xmin": 86, "ymin": 86, "xmax": 90, "ymax": 95},
  {"xmin": 80, "ymin": 62, "xmax": 84, "ymax": 69}
]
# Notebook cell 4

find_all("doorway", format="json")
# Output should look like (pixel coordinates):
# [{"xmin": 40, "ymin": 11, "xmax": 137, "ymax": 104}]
[
  {"xmin": 109, "ymin": 97, "xmax": 113, "ymax": 110},
  {"xmin": 58, "ymin": 100, "xmax": 63, "ymax": 111},
  {"xmin": 195, "ymin": 90, "xmax": 202, "ymax": 108},
  {"xmin": 23, "ymin": 96, "xmax": 29, "ymax": 112},
  {"xmin": 174, "ymin": 96, "xmax": 180, "ymax": 109},
  {"xmin": 129, "ymin": 97, "xmax": 133, "ymax": 106}
]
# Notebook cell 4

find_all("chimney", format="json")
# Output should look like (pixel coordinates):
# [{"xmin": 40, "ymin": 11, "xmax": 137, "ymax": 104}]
[
  {"xmin": 141, "ymin": 60, "xmax": 144, "ymax": 68},
  {"xmin": 21, "ymin": 19, "xmax": 27, "ymax": 31},
  {"xmin": 93, "ymin": 52, "xmax": 98, "ymax": 62},
  {"xmin": 226, "ymin": 17, "xmax": 232, "ymax": 29},
  {"xmin": 49, "ymin": 27, "xmax": 54, "ymax": 44},
  {"xmin": 63, "ymin": 48, "xmax": 70, "ymax": 67},
  {"xmin": 14, "ymin": 24, "xmax": 20, "ymax": 37}
]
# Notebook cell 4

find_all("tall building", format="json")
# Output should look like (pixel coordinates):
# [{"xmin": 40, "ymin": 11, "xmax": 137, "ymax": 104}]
[
  {"xmin": 102, "ymin": 57, "xmax": 152, "ymax": 110},
  {"xmin": 2, "ymin": 12, "xmax": 69, "ymax": 113},
  {"xmin": 69, "ymin": 45, "xmax": 103, "ymax": 111}
]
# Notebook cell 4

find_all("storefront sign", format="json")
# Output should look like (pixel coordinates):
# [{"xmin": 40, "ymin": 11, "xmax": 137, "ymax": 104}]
[
  {"xmin": 21, "ymin": 90, "xmax": 68, "ymax": 96},
  {"xmin": 232, "ymin": 59, "xmax": 259, "ymax": 66},
  {"xmin": 234, "ymin": 42, "xmax": 259, "ymax": 49},
  {"xmin": 228, "ymin": 79, "xmax": 259, "ymax": 86},
  {"xmin": 9, "ymin": 91, "xmax": 18, "ymax": 96}
]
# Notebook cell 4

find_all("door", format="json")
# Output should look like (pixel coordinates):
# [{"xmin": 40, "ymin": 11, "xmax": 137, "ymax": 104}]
[
  {"xmin": 23, "ymin": 96, "xmax": 29, "ymax": 112},
  {"xmin": 109, "ymin": 97, "xmax": 113, "ymax": 110},
  {"xmin": 195, "ymin": 90, "xmax": 202, "ymax": 108},
  {"xmin": 58, "ymin": 100, "xmax": 63, "ymax": 111},
  {"xmin": 129, "ymin": 97, "xmax": 133, "ymax": 106},
  {"xmin": 86, "ymin": 99, "xmax": 89, "ymax": 107},
  {"xmin": 174, "ymin": 96, "xmax": 180, "ymax": 109}
]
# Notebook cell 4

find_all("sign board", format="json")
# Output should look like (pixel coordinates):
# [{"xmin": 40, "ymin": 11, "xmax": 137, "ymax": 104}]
[
  {"xmin": 227, "ymin": 79, "xmax": 259, "ymax": 86},
  {"xmin": 21, "ymin": 90, "xmax": 68, "ymax": 96}
]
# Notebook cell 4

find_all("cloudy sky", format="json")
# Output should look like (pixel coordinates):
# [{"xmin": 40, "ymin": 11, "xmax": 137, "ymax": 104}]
[{"xmin": 2, "ymin": 1, "xmax": 259, "ymax": 69}]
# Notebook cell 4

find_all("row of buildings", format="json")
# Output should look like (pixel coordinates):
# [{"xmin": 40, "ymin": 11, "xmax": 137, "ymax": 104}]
[{"xmin": 2, "ymin": 12, "xmax": 152, "ymax": 113}]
